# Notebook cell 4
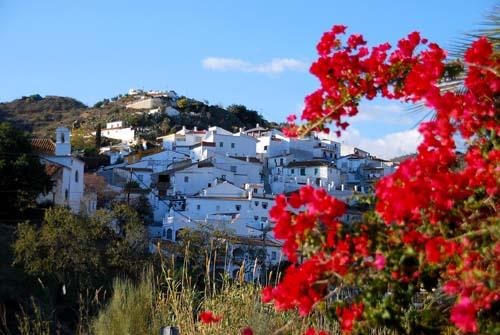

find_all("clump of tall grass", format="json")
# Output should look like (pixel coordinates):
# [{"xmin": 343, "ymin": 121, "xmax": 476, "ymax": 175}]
[
  {"xmin": 91, "ymin": 271, "xmax": 169, "ymax": 335},
  {"xmin": 91, "ymin": 238, "xmax": 395, "ymax": 335}
]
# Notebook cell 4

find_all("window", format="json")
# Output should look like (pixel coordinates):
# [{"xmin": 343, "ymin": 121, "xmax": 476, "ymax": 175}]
[
  {"xmin": 219, "ymin": 142, "xmax": 224, "ymax": 147},
  {"xmin": 231, "ymin": 143, "xmax": 235, "ymax": 148},
  {"xmin": 221, "ymin": 174, "xmax": 226, "ymax": 180},
  {"xmin": 262, "ymin": 202, "xmax": 268, "ymax": 209},
  {"xmin": 75, "ymin": 170, "xmax": 79, "ymax": 183},
  {"xmin": 253, "ymin": 188, "xmax": 258, "ymax": 194},
  {"xmin": 196, "ymin": 204, "xmax": 201, "ymax": 210},
  {"xmin": 264, "ymin": 145, "xmax": 268, "ymax": 150},
  {"xmin": 235, "ymin": 205, "xmax": 241, "ymax": 211},
  {"xmin": 166, "ymin": 229, "xmax": 173, "ymax": 240},
  {"xmin": 271, "ymin": 251, "xmax": 277, "ymax": 260},
  {"xmin": 254, "ymin": 201, "xmax": 260, "ymax": 206},
  {"xmin": 65, "ymin": 189, "xmax": 69, "ymax": 200},
  {"xmin": 230, "ymin": 166, "xmax": 237, "ymax": 173},
  {"xmin": 184, "ymin": 176, "xmax": 189, "ymax": 183},
  {"xmin": 280, "ymin": 158, "xmax": 283, "ymax": 165},
  {"xmin": 300, "ymin": 168, "xmax": 306, "ymax": 176},
  {"xmin": 60, "ymin": 132, "xmax": 65, "ymax": 143},
  {"xmin": 208, "ymin": 183, "xmax": 211, "ymax": 187},
  {"xmin": 314, "ymin": 168, "xmax": 318, "ymax": 175},
  {"xmin": 291, "ymin": 168, "xmax": 295, "ymax": 175},
  {"xmin": 254, "ymin": 216, "xmax": 259, "ymax": 221},
  {"xmin": 261, "ymin": 216, "xmax": 268, "ymax": 222}
]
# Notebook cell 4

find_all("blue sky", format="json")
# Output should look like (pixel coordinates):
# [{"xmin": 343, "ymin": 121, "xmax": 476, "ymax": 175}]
[{"xmin": 0, "ymin": 0, "xmax": 496, "ymax": 158}]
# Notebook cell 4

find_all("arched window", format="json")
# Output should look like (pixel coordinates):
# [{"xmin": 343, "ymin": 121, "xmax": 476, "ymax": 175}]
[
  {"xmin": 75, "ymin": 170, "xmax": 79, "ymax": 183},
  {"xmin": 166, "ymin": 229, "xmax": 172, "ymax": 240}
]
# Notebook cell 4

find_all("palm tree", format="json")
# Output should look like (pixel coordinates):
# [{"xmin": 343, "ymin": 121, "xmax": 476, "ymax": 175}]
[{"xmin": 407, "ymin": 4, "xmax": 499, "ymax": 122}]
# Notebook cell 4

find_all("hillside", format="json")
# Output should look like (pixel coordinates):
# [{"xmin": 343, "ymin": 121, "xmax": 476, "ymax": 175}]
[
  {"xmin": 0, "ymin": 94, "xmax": 87, "ymax": 137},
  {"xmin": 0, "ymin": 93, "xmax": 278, "ymax": 139}
]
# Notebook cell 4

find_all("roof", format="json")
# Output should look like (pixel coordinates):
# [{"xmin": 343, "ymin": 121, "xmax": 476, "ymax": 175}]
[
  {"xmin": 44, "ymin": 162, "xmax": 63, "ymax": 177},
  {"xmin": 230, "ymin": 236, "xmax": 282, "ymax": 248},
  {"xmin": 197, "ymin": 160, "xmax": 214, "ymax": 168},
  {"xmin": 155, "ymin": 159, "xmax": 213, "ymax": 176},
  {"xmin": 31, "ymin": 139, "xmax": 55, "ymax": 155},
  {"xmin": 190, "ymin": 141, "xmax": 216, "ymax": 149},
  {"xmin": 286, "ymin": 160, "xmax": 331, "ymax": 168},
  {"xmin": 229, "ymin": 156, "xmax": 261, "ymax": 163},
  {"xmin": 117, "ymin": 167, "xmax": 153, "ymax": 172},
  {"xmin": 186, "ymin": 130, "xmax": 207, "ymax": 135},
  {"xmin": 245, "ymin": 126, "xmax": 268, "ymax": 133}
]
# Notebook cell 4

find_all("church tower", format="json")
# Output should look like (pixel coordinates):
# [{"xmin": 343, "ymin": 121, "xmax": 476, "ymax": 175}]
[{"xmin": 55, "ymin": 127, "xmax": 71, "ymax": 156}]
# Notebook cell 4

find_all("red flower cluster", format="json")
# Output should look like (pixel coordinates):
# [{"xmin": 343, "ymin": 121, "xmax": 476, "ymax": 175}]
[
  {"xmin": 336, "ymin": 302, "xmax": 364, "ymax": 334},
  {"xmin": 304, "ymin": 328, "xmax": 331, "ymax": 335},
  {"xmin": 264, "ymin": 25, "xmax": 499, "ymax": 334},
  {"xmin": 241, "ymin": 327, "xmax": 254, "ymax": 335},
  {"xmin": 199, "ymin": 310, "xmax": 222, "ymax": 324}
]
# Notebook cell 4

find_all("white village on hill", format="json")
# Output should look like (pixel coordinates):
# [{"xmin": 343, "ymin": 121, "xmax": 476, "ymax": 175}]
[{"xmin": 31, "ymin": 89, "xmax": 398, "ymax": 280}]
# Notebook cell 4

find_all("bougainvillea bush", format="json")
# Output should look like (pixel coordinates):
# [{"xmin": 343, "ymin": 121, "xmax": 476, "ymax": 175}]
[{"xmin": 262, "ymin": 25, "xmax": 499, "ymax": 334}]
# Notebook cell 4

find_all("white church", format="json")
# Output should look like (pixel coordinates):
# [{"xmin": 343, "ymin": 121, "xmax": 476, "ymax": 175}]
[{"xmin": 32, "ymin": 127, "xmax": 93, "ymax": 214}]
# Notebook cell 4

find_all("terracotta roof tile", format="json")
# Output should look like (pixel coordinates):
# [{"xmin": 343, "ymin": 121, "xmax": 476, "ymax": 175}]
[{"xmin": 31, "ymin": 139, "xmax": 55, "ymax": 155}]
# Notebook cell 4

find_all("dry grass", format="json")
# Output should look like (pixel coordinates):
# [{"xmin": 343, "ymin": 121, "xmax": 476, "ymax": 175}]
[{"xmin": 90, "ymin": 250, "xmax": 392, "ymax": 335}]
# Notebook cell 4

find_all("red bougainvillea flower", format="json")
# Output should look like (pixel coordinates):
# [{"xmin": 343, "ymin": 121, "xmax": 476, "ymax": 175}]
[
  {"xmin": 266, "ymin": 23, "xmax": 499, "ymax": 334},
  {"xmin": 304, "ymin": 328, "xmax": 331, "ymax": 335},
  {"xmin": 241, "ymin": 327, "xmax": 254, "ymax": 335},
  {"xmin": 374, "ymin": 253, "xmax": 386, "ymax": 270},
  {"xmin": 336, "ymin": 302, "xmax": 364, "ymax": 334},
  {"xmin": 450, "ymin": 296, "xmax": 478, "ymax": 333},
  {"xmin": 199, "ymin": 310, "xmax": 222, "ymax": 324}
]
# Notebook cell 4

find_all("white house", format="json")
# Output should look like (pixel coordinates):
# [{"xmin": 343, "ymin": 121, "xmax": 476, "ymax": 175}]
[
  {"xmin": 162, "ymin": 181, "xmax": 276, "ymax": 240},
  {"xmin": 95, "ymin": 121, "xmax": 136, "ymax": 144},
  {"xmin": 211, "ymin": 154, "xmax": 262, "ymax": 187},
  {"xmin": 32, "ymin": 127, "xmax": 86, "ymax": 213},
  {"xmin": 154, "ymin": 159, "xmax": 235, "ymax": 196},
  {"xmin": 337, "ymin": 153, "xmax": 395, "ymax": 191},
  {"xmin": 99, "ymin": 143, "xmax": 131, "ymax": 164},
  {"xmin": 269, "ymin": 159, "xmax": 340, "ymax": 194},
  {"xmin": 204, "ymin": 126, "xmax": 258, "ymax": 158},
  {"xmin": 158, "ymin": 126, "xmax": 206, "ymax": 155}
]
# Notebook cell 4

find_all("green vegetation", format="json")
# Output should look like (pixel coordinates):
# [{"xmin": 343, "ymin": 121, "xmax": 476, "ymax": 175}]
[
  {"xmin": 0, "ymin": 205, "xmax": 151, "ymax": 334},
  {"xmin": 0, "ymin": 122, "xmax": 52, "ymax": 223}
]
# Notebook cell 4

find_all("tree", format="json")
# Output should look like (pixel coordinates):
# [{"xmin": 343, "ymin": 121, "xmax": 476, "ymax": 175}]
[
  {"xmin": 85, "ymin": 173, "xmax": 118, "ymax": 208},
  {"xmin": 131, "ymin": 194, "xmax": 153, "ymax": 224},
  {"xmin": 95, "ymin": 123, "xmax": 102, "ymax": 149},
  {"xmin": 0, "ymin": 122, "xmax": 52, "ymax": 223},
  {"xmin": 13, "ymin": 205, "xmax": 150, "ymax": 333},
  {"xmin": 262, "ymin": 26, "xmax": 499, "ymax": 334},
  {"xmin": 14, "ymin": 205, "xmax": 149, "ymax": 287}
]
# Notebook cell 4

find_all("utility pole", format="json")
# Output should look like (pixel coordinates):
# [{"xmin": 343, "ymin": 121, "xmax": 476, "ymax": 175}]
[{"xmin": 127, "ymin": 168, "xmax": 133, "ymax": 205}]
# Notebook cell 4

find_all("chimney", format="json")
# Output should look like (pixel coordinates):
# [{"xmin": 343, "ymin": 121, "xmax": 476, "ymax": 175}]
[
  {"xmin": 194, "ymin": 126, "xmax": 198, "ymax": 131},
  {"xmin": 256, "ymin": 123, "xmax": 260, "ymax": 128}
]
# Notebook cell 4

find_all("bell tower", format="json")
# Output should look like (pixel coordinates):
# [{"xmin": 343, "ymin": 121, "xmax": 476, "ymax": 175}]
[{"xmin": 55, "ymin": 127, "xmax": 71, "ymax": 156}]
